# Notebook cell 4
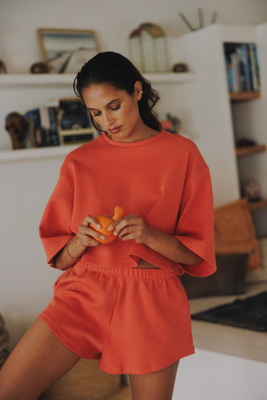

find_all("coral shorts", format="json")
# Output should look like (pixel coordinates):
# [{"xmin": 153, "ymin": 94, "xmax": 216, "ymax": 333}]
[{"xmin": 38, "ymin": 261, "xmax": 194, "ymax": 375}]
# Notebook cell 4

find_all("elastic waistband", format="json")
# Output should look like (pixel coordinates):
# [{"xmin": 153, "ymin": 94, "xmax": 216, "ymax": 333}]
[{"xmin": 79, "ymin": 261, "xmax": 176, "ymax": 279}]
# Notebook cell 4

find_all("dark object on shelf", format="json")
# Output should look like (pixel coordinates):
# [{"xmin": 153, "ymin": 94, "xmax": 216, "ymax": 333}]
[
  {"xmin": 172, "ymin": 63, "xmax": 188, "ymax": 73},
  {"xmin": 178, "ymin": 8, "xmax": 218, "ymax": 32},
  {"xmin": 0, "ymin": 59, "xmax": 7, "ymax": 74},
  {"xmin": 60, "ymin": 132, "xmax": 94, "ymax": 145},
  {"xmin": 0, "ymin": 314, "xmax": 10, "ymax": 369},
  {"xmin": 30, "ymin": 62, "xmax": 49, "ymax": 74},
  {"xmin": 181, "ymin": 253, "xmax": 249, "ymax": 298},
  {"xmin": 191, "ymin": 291, "xmax": 267, "ymax": 332},
  {"xmin": 5, "ymin": 112, "xmax": 28, "ymax": 149},
  {"xmin": 236, "ymin": 137, "xmax": 257, "ymax": 148},
  {"xmin": 242, "ymin": 180, "xmax": 261, "ymax": 202}
]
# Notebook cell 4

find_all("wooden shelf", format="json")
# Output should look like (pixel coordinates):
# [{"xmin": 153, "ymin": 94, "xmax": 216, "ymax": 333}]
[
  {"xmin": 230, "ymin": 91, "xmax": 261, "ymax": 102},
  {"xmin": 236, "ymin": 144, "xmax": 267, "ymax": 157},
  {"xmin": 248, "ymin": 199, "xmax": 267, "ymax": 211}
]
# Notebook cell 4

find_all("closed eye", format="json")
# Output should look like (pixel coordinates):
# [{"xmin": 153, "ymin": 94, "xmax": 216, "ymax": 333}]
[
  {"xmin": 110, "ymin": 104, "xmax": 120, "ymax": 111},
  {"xmin": 92, "ymin": 111, "xmax": 101, "ymax": 117},
  {"xmin": 92, "ymin": 104, "xmax": 120, "ymax": 118}
]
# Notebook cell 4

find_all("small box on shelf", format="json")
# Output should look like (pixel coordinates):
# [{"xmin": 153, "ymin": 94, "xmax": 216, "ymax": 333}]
[{"xmin": 58, "ymin": 128, "xmax": 94, "ymax": 146}]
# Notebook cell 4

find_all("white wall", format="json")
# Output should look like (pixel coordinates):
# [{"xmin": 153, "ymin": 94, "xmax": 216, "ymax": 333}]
[
  {"xmin": 1, "ymin": 0, "xmax": 267, "ymax": 74},
  {"xmin": 0, "ymin": 154, "xmax": 63, "ymax": 348}
]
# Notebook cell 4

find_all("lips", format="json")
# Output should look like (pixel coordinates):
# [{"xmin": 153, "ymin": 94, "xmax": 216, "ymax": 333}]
[{"xmin": 108, "ymin": 126, "xmax": 122, "ymax": 134}]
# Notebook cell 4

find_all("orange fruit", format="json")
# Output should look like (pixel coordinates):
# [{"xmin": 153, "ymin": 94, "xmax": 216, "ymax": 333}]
[{"xmin": 90, "ymin": 206, "xmax": 124, "ymax": 244}]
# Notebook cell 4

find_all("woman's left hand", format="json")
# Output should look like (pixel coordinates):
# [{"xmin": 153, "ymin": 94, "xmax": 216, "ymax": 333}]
[
  {"xmin": 109, "ymin": 214, "xmax": 152, "ymax": 244},
  {"xmin": 109, "ymin": 214, "xmax": 202, "ymax": 266}
]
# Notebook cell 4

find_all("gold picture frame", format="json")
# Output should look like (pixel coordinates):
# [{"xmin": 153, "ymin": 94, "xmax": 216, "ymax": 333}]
[{"xmin": 37, "ymin": 28, "xmax": 100, "ymax": 73}]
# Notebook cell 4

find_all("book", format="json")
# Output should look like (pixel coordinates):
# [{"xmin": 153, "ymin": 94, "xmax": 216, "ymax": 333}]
[
  {"xmin": 58, "ymin": 97, "xmax": 91, "ymax": 131},
  {"xmin": 248, "ymin": 43, "xmax": 260, "ymax": 90},
  {"xmin": 224, "ymin": 42, "xmax": 260, "ymax": 93},
  {"xmin": 24, "ymin": 108, "xmax": 45, "ymax": 147},
  {"xmin": 48, "ymin": 106, "xmax": 60, "ymax": 146},
  {"xmin": 25, "ymin": 106, "xmax": 60, "ymax": 147},
  {"xmin": 225, "ymin": 53, "xmax": 234, "ymax": 92},
  {"xmin": 237, "ymin": 44, "xmax": 252, "ymax": 91}
]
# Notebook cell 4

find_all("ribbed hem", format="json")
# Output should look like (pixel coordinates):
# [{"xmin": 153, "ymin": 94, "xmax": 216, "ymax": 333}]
[{"xmin": 79, "ymin": 261, "xmax": 176, "ymax": 278}]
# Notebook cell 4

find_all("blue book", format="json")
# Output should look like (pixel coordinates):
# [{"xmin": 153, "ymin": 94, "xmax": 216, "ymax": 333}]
[{"xmin": 236, "ymin": 44, "xmax": 252, "ymax": 91}]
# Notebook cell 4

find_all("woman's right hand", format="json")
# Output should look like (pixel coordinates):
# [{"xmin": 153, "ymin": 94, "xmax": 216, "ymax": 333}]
[
  {"xmin": 54, "ymin": 215, "xmax": 105, "ymax": 270},
  {"xmin": 76, "ymin": 215, "xmax": 106, "ymax": 247}
]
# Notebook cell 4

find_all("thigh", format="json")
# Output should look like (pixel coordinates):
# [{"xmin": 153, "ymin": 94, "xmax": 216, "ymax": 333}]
[
  {"xmin": 0, "ymin": 318, "xmax": 80, "ymax": 400},
  {"xmin": 129, "ymin": 361, "xmax": 179, "ymax": 400}
]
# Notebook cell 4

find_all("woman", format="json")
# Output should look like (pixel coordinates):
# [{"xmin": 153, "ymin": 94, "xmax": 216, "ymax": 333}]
[{"xmin": 0, "ymin": 52, "xmax": 216, "ymax": 400}]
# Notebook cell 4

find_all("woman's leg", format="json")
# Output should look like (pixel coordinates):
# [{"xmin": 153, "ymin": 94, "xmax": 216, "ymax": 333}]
[
  {"xmin": 129, "ymin": 360, "xmax": 179, "ymax": 400},
  {"xmin": 0, "ymin": 318, "xmax": 80, "ymax": 400}
]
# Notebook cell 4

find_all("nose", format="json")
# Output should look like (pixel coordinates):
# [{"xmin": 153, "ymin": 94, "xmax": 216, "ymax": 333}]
[{"xmin": 102, "ymin": 111, "xmax": 115, "ymax": 127}]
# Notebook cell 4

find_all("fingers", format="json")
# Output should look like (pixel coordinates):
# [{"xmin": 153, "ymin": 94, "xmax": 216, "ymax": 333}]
[
  {"xmin": 77, "ymin": 215, "xmax": 105, "ymax": 247},
  {"xmin": 82, "ymin": 215, "xmax": 101, "ymax": 230},
  {"xmin": 111, "ymin": 214, "xmax": 147, "ymax": 242},
  {"xmin": 77, "ymin": 214, "xmax": 148, "ymax": 246},
  {"xmin": 107, "ymin": 214, "xmax": 137, "ymax": 234}
]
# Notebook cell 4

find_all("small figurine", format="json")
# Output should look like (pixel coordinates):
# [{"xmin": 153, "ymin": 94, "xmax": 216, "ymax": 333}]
[
  {"xmin": 30, "ymin": 62, "xmax": 49, "ymax": 74},
  {"xmin": 5, "ymin": 112, "xmax": 28, "ymax": 149},
  {"xmin": 242, "ymin": 180, "xmax": 261, "ymax": 202},
  {"xmin": 172, "ymin": 63, "xmax": 188, "ymax": 73},
  {"xmin": 0, "ymin": 59, "xmax": 7, "ymax": 74}
]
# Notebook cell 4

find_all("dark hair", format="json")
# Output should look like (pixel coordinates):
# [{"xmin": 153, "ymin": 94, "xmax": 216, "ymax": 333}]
[{"xmin": 73, "ymin": 51, "xmax": 161, "ymax": 132}]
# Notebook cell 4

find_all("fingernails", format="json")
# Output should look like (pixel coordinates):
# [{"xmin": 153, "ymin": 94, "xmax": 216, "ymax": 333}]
[
  {"xmin": 100, "ymin": 235, "xmax": 105, "ymax": 240},
  {"xmin": 107, "ymin": 225, "xmax": 113, "ymax": 231},
  {"xmin": 95, "ymin": 224, "xmax": 101, "ymax": 229}
]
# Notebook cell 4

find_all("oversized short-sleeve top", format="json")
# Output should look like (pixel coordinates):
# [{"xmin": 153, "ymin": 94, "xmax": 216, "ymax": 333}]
[{"xmin": 39, "ymin": 130, "xmax": 216, "ymax": 277}]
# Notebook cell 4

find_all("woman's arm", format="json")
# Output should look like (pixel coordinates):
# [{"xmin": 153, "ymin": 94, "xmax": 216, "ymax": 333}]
[
  {"xmin": 111, "ymin": 215, "xmax": 202, "ymax": 266},
  {"xmin": 53, "ymin": 215, "xmax": 104, "ymax": 270},
  {"xmin": 141, "ymin": 227, "xmax": 202, "ymax": 265}
]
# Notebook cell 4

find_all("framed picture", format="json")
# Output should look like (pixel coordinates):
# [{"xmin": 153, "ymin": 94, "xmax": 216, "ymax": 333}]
[{"xmin": 37, "ymin": 28, "xmax": 100, "ymax": 73}]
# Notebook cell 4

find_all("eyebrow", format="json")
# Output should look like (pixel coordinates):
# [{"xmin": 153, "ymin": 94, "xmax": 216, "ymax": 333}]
[{"xmin": 87, "ymin": 98, "xmax": 120, "ymax": 111}]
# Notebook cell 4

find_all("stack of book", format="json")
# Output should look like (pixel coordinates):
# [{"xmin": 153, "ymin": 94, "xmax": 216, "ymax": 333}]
[
  {"xmin": 24, "ymin": 106, "xmax": 60, "ymax": 148},
  {"xmin": 24, "ymin": 98, "xmax": 95, "ymax": 148},
  {"xmin": 58, "ymin": 98, "xmax": 94, "ymax": 145},
  {"xmin": 224, "ymin": 42, "xmax": 260, "ymax": 93}
]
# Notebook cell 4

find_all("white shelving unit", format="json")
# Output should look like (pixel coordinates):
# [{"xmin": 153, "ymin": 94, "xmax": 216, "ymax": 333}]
[
  {"xmin": 175, "ymin": 23, "xmax": 267, "ymax": 211},
  {"xmin": 0, "ymin": 72, "xmax": 197, "ymax": 154},
  {"xmin": 0, "ymin": 72, "xmax": 197, "ymax": 86},
  {"xmin": 0, "ymin": 144, "xmax": 79, "ymax": 163}
]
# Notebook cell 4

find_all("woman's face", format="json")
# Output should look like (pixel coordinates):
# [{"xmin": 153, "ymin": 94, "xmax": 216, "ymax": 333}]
[{"xmin": 82, "ymin": 82, "xmax": 145, "ymax": 142}]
